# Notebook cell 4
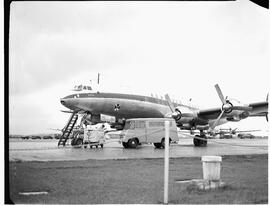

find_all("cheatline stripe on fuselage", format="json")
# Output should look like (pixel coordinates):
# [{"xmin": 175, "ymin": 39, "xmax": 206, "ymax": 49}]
[{"xmin": 64, "ymin": 92, "xmax": 197, "ymax": 109}]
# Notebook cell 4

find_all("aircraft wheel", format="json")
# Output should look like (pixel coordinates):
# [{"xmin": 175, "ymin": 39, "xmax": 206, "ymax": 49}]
[
  {"xmin": 101, "ymin": 144, "xmax": 104, "ymax": 148},
  {"xmin": 193, "ymin": 136, "xmax": 201, "ymax": 147},
  {"xmin": 202, "ymin": 138, "xmax": 207, "ymax": 146},
  {"xmin": 128, "ymin": 138, "xmax": 138, "ymax": 149},
  {"xmin": 73, "ymin": 138, "xmax": 83, "ymax": 148},
  {"xmin": 193, "ymin": 135, "xmax": 207, "ymax": 147},
  {"xmin": 122, "ymin": 142, "xmax": 129, "ymax": 148}
]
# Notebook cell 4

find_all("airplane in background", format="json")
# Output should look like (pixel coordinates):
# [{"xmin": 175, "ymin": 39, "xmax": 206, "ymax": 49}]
[{"xmin": 59, "ymin": 84, "xmax": 268, "ymax": 147}]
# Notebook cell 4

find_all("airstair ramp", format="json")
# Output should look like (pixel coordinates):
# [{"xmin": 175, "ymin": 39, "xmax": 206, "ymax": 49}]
[{"xmin": 58, "ymin": 112, "xmax": 78, "ymax": 146}]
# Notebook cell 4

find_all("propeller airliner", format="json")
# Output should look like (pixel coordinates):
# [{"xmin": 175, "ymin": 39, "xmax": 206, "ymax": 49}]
[{"xmin": 59, "ymin": 84, "xmax": 268, "ymax": 147}]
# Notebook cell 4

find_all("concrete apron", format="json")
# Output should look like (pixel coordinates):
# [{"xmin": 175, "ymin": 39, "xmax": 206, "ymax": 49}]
[{"xmin": 175, "ymin": 179, "xmax": 226, "ymax": 190}]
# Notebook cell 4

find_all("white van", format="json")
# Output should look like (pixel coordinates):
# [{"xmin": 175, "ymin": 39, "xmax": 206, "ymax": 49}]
[{"xmin": 120, "ymin": 118, "xmax": 178, "ymax": 149}]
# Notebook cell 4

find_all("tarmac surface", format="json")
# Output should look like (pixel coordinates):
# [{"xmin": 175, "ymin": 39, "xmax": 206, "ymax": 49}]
[{"xmin": 9, "ymin": 138, "xmax": 268, "ymax": 161}]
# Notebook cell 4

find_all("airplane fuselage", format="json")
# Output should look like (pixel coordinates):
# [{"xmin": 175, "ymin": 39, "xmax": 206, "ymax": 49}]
[
  {"xmin": 60, "ymin": 91, "xmax": 268, "ymax": 130},
  {"xmin": 61, "ymin": 92, "xmax": 174, "ymax": 119}
]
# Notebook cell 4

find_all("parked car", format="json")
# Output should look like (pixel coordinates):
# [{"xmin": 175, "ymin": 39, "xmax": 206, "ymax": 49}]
[
  {"xmin": 219, "ymin": 134, "xmax": 233, "ymax": 139},
  {"xmin": 238, "ymin": 133, "xmax": 255, "ymax": 139},
  {"xmin": 31, "ymin": 135, "xmax": 41, "ymax": 139},
  {"xmin": 43, "ymin": 135, "xmax": 53, "ymax": 139}
]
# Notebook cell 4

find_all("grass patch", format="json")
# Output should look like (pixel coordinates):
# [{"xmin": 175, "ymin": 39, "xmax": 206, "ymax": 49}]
[{"xmin": 9, "ymin": 154, "xmax": 267, "ymax": 204}]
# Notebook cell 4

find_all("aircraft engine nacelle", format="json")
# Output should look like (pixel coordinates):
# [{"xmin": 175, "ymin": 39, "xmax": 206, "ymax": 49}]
[
  {"xmin": 226, "ymin": 111, "xmax": 249, "ymax": 122},
  {"xmin": 172, "ymin": 106, "xmax": 197, "ymax": 122}
]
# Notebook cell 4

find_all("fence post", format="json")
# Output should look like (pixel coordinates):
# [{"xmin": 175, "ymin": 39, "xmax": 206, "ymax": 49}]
[{"xmin": 164, "ymin": 121, "xmax": 170, "ymax": 204}]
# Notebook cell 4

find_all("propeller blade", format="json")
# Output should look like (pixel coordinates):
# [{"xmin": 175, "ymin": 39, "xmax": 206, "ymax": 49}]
[
  {"xmin": 211, "ymin": 109, "xmax": 225, "ymax": 130},
  {"xmin": 215, "ymin": 84, "xmax": 226, "ymax": 104},
  {"xmin": 165, "ymin": 94, "xmax": 175, "ymax": 112}
]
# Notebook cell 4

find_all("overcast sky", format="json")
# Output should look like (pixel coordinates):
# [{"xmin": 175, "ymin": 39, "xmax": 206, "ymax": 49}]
[{"xmin": 9, "ymin": 1, "xmax": 269, "ymax": 135}]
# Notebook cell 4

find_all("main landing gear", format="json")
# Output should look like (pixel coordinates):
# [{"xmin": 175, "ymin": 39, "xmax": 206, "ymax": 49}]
[{"xmin": 193, "ymin": 130, "xmax": 207, "ymax": 147}]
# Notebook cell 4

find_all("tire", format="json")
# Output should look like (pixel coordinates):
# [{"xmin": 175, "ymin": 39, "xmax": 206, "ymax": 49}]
[
  {"xmin": 72, "ymin": 138, "xmax": 83, "ymax": 148},
  {"xmin": 71, "ymin": 138, "xmax": 76, "ymax": 146},
  {"xmin": 193, "ymin": 135, "xmax": 207, "ymax": 147},
  {"xmin": 161, "ymin": 138, "xmax": 171, "ymax": 148},
  {"xmin": 193, "ymin": 136, "xmax": 201, "ymax": 147},
  {"xmin": 154, "ymin": 143, "xmax": 162, "ymax": 149},
  {"xmin": 128, "ymin": 138, "xmax": 138, "ymax": 149},
  {"xmin": 101, "ymin": 144, "xmax": 104, "ymax": 148},
  {"xmin": 202, "ymin": 138, "xmax": 207, "ymax": 146},
  {"xmin": 122, "ymin": 142, "xmax": 129, "ymax": 148}
]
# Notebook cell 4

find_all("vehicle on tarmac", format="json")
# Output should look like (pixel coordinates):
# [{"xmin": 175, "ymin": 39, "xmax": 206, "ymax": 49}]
[
  {"xmin": 119, "ymin": 118, "xmax": 179, "ymax": 149},
  {"xmin": 219, "ymin": 133, "xmax": 233, "ymax": 139},
  {"xmin": 43, "ymin": 135, "xmax": 53, "ymax": 139},
  {"xmin": 31, "ymin": 135, "xmax": 41, "ymax": 139},
  {"xmin": 70, "ymin": 126, "xmax": 105, "ymax": 148},
  {"xmin": 238, "ymin": 133, "xmax": 255, "ymax": 139}
]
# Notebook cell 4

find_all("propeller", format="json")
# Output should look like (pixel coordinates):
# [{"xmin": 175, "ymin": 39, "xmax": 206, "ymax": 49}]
[
  {"xmin": 165, "ymin": 94, "xmax": 182, "ymax": 121},
  {"xmin": 215, "ymin": 84, "xmax": 252, "ymax": 113},
  {"xmin": 165, "ymin": 94, "xmax": 196, "ymax": 121},
  {"xmin": 210, "ymin": 84, "xmax": 252, "ymax": 130}
]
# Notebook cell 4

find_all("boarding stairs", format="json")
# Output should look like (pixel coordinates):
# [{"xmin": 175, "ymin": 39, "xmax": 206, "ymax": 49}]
[{"xmin": 58, "ymin": 112, "xmax": 79, "ymax": 146}]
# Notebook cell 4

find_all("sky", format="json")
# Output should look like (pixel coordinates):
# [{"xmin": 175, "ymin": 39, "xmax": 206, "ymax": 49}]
[{"xmin": 9, "ymin": 1, "xmax": 270, "ymax": 135}]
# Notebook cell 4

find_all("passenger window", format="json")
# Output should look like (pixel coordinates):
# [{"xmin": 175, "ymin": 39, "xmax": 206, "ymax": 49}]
[
  {"xmin": 135, "ymin": 121, "xmax": 145, "ymax": 128},
  {"xmin": 149, "ymin": 121, "xmax": 163, "ymax": 127}
]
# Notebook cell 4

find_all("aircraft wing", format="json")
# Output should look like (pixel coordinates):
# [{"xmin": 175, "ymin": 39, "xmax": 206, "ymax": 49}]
[
  {"xmin": 248, "ymin": 102, "xmax": 268, "ymax": 116},
  {"xmin": 196, "ymin": 101, "xmax": 268, "ymax": 123},
  {"xmin": 197, "ymin": 108, "xmax": 223, "ymax": 120},
  {"xmin": 198, "ymin": 101, "xmax": 268, "ymax": 119}
]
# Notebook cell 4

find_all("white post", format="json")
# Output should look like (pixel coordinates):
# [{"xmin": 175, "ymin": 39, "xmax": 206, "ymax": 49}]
[{"xmin": 164, "ymin": 121, "xmax": 170, "ymax": 205}]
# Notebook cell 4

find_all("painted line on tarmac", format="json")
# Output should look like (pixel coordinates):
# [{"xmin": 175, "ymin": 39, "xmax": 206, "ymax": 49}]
[{"xmin": 19, "ymin": 191, "xmax": 48, "ymax": 196}]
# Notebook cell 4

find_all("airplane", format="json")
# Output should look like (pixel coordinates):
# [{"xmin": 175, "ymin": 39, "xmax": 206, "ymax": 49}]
[{"xmin": 59, "ymin": 84, "xmax": 268, "ymax": 147}]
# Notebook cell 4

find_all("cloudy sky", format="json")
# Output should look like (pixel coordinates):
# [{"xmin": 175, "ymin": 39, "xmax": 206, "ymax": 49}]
[{"xmin": 9, "ymin": 1, "xmax": 269, "ymax": 135}]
